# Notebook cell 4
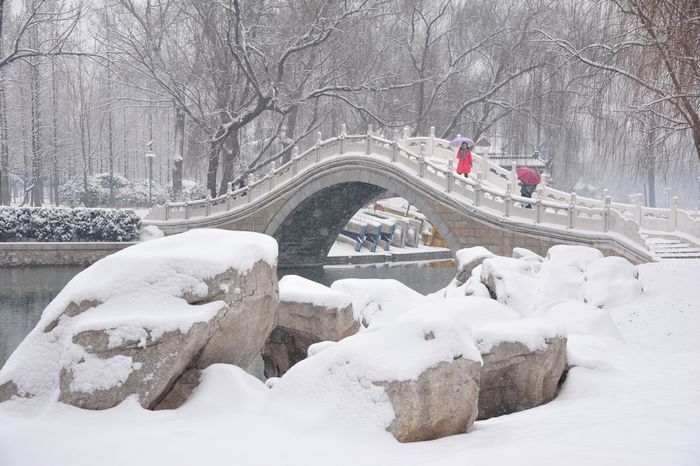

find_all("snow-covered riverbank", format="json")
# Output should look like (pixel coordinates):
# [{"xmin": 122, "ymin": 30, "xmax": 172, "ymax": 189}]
[{"xmin": 0, "ymin": 255, "xmax": 698, "ymax": 466}]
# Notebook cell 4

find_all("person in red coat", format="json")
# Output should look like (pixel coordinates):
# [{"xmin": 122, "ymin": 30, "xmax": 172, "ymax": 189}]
[{"xmin": 456, "ymin": 142, "xmax": 472, "ymax": 177}]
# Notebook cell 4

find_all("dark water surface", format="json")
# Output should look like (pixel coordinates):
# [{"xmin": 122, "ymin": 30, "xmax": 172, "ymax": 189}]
[{"xmin": 0, "ymin": 260, "xmax": 455, "ymax": 368}]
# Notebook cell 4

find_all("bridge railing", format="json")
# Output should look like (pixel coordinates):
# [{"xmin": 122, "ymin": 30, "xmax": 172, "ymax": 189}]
[
  {"xmin": 406, "ymin": 129, "xmax": 697, "ymax": 237},
  {"xmin": 145, "ymin": 125, "xmax": 695, "ymax": 248}
]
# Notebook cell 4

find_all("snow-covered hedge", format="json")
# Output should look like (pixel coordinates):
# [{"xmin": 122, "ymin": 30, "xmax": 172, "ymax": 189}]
[{"xmin": 0, "ymin": 206, "xmax": 141, "ymax": 242}]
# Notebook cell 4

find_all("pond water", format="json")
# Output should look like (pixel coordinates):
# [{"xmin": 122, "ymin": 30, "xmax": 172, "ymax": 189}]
[{"xmin": 0, "ymin": 260, "xmax": 455, "ymax": 369}]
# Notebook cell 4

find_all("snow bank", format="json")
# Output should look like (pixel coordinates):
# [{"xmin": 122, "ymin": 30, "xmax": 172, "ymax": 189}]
[{"xmin": 279, "ymin": 275, "xmax": 352, "ymax": 310}]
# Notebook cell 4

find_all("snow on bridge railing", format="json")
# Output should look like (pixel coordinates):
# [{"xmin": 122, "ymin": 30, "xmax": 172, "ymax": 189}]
[{"xmin": 145, "ymin": 124, "xmax": 697, "ymax": 245}]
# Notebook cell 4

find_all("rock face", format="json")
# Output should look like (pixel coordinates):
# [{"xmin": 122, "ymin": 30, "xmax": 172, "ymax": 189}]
[
  {"xmin": 0, "ymin": 229, "xmax": 278, "ymax": 410},
  {"xmin": 379, "ymin": 357, "xmax": 481, "ymax": 443},
  {"xmin": 476, "ymin": 335, "xmax": 567, "ymax": 420},
  {"xmin": 263, "ymin": 275, "xmax": 358, "ymax": 377}
]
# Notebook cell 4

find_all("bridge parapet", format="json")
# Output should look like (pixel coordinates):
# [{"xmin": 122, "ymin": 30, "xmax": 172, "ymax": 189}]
[{"xmin": 144, "ymin": 126, "xmax": 699, "ymax": 252}]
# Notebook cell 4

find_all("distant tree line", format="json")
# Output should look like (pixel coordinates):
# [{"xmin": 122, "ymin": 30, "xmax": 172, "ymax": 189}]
[{"xmin": 0, "ymin": 0, "xmax": 697, "ymax": 208}]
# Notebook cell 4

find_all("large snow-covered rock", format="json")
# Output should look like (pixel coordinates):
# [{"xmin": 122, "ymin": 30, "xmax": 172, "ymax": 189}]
[
  {"xmin": 546, "ymin": 245, "xmax": 604, "ymax": 271},
  {"xmin": 270, "ymin": 309, "xmax": 482, "ymax": 442},
  {"xmin": 330, "ymin": 278, "xmax": 423, "ymax": 327},
  {"xmin": 0, "ymin": 229, "xmax": 278, "ymax": 409},
  {"xmin": 584, "ymin": 256, "xmax": 643, "ymax": 308},
  {"xmin": 263, "ymin": 275, "xmax": 358, "ymax": 377},
  {"xmin": 531, "ymin": 300, "xmax": 624, "ymax": 368},
  {"xmin": 480, "ymin": 257, "xmax": 539, "ymax": 315},
  {"xmin": 474, "ymin": 320, "xmax": 567, "ymax": 420}
]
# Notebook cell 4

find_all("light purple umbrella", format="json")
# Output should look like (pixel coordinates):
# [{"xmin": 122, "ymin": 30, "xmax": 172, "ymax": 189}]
[{"xmin": 449, "ymin": 136, "xmax": 475, "ymax": 148}]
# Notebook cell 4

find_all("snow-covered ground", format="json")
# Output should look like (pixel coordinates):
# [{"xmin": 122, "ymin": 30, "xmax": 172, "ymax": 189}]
[{"xmin": 1, "ymin": 259, "xmax": 699, "ymax": 466}]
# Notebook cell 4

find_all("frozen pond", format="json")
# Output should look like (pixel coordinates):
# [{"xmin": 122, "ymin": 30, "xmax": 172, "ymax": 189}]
[{"xmin": 0, "ymin": 260, "xmax": 455, "ymax": 368}]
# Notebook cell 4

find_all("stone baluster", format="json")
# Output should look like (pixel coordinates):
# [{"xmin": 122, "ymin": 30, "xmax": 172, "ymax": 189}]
[
  {"xmin": 480, "ymin": 145, "xmax": 489, "ymax": 181},
  {"xmin": 568, "ymin": 193, "xmax": 577, "ymax": 229},
  {"xmin": 429, "ymin": 126, "xmax": 436, "ymax": 156},
  {"xmin": 247, "ymin": 186, "xmax": 252, "ymax": 203},
  {"xmin": 510, "ymin": 162, "xmax": 517, "ymax": 183},
  {"xmin": 630, "ymin": 193, "xmax": 642, "ymax": 225},
  {"xmin": 475, "ymin": 173, "xmax": 482, "ymax": 206},
  {"xmin": 602, "ymin": 188, "xmax": 609, "ymax": 202},
  {"xmin": 535, "ymin": 189, "xmax": 543, "ymax": 223},
  {"xmin": 227, "ymin": 181, "xmax": 233, "ymax": 193},
  {"xmin": 292, "ymin": 146, "xmax": 299, "ymax": 176},
  {"xmin": 419, "ymin": 149, "xmax": 426, "ymax": 178},
  {"xmin": 340, "ymin": 124, "xmax": 347, "ymax": 154},
  {"xmin": 392, "ymin": 129, "xmax": 399, "ymax": 162},
  {"xmin": 669, "ymin": 196, "xmax": 678, "ymax": 232},
  {"xmin": 184, "ymin": 201, "xmax": 190, "ymax": 220},
  {"xmin": 226, "ymin": 190, "xmax": 232, "ymax": 210},
  {"xmin": 315, "ymin": 131, "xmax": 322, "ymax": 163},
  {"xmin": 540, "ymin": 173, "xmax": 549, "ymax": 193},
  {"xmin": 205, "ymin": 194, "xmax": 211, "ymax": 216},
  {"xmin": 164, "ymin": 201, "xmax": 170, "ymax": 221},
  {"xmin": 366, "ymin": 124, "xmax": 373, "ymax": 154},
  {"xmin": 504, "ymin": 181, "xmax": 512, "ymax": 217},
  {"xmin": 446, "ymin": 160, "xmax": 454, "ymax": 193},
  {"xmin": 269, "ymin": 164, "xmax": 276, "ymax": 190},
  {"xmin": 402, "ymin": 126, "xmax": 410, "ymax": 146},
  {"xmin": 603, "ymin": 195, "xmax": 611, "ymax": 232}
]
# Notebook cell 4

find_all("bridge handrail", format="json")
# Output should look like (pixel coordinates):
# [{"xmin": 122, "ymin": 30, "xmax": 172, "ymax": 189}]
[{"xmin": 146, "ymin": 125, "xmax": 697, "ymax": 246}]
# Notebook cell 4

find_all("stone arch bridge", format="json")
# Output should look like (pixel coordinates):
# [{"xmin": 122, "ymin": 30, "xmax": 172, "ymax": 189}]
[{"xmin": 145, "ymin": 127, "xmax": 700, "ymax": 267}]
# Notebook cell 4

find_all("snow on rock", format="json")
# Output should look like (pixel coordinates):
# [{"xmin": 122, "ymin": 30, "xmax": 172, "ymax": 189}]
[
  {"xmin": 532, "ymin": 260, "xmax": 586, "ymax": 310},
  {"xmin": 531, "ymin": 300, "xmax": 624, "ymax": 368},
  {"xmin": 480, "ymin": 257, "xmax": 539, "ymax": 315},
  {"xmin": 454, "ymin": 246, "xmax": 495, "ymax": 285},
  {"xmin": 0, "ymin": 229, "xmax": 279, "ymax": 410},
  {"xmin": 263, "ymin": 276, "xmax": 359, "ymax": 378},
  {"xmin": 330, "ymin": 278, "xmax": 423, "ymax": 326},
  {"xmin": 271, "ymin": 308, "xmax": 482, "ymax": 442},
  {"xmin": 279, "ymin": 275, "xmax": 352, "ymax": 310},
  {"xmin": 546, "ymin": 245, "xmax": 604, "ymax": 271},
  {"xmin": 584, "ymin": 256, "xmax": 643, "ymax": 308}
]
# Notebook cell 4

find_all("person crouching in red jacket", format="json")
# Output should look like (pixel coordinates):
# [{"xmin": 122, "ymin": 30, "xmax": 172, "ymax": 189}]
[{"xmin": 456, "ymin": 142, "xmax": 472, "ymax": 177}]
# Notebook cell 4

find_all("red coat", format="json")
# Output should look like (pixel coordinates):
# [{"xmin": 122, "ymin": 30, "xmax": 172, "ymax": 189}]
[{"xmin": 456, "ymin": 148, "xmax": 472, "ymax": 174}]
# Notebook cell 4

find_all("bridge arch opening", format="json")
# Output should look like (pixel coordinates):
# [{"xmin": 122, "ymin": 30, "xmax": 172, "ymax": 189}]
[{"xmin": 264, "ymin": 167, "xmax": 463, "ymax": 268}]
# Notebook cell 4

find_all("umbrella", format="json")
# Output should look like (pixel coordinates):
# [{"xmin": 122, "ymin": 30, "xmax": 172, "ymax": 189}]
[
  {"xmin": 516, "ymin": 166, "xmax": 541, "ymax": 186},
  {"xmin": 449, "ymin": 136, "xmax": 475, "ymax": 147}
]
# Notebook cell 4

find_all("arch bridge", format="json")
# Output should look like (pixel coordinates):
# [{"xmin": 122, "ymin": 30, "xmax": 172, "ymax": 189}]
[{"xmin": 145, "ymin": 126, "xmax": 700, "ymax": 267}]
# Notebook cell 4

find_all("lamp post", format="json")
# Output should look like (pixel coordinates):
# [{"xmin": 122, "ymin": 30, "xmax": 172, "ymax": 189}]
[{"xmin": 145, "ymin": 148, "xmax": 156, "ymax": 205}]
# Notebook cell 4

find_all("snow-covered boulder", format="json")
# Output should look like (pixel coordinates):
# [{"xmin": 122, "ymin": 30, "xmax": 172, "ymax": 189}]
[
  {"xmin": 546, "ymin": 245, "xmax": 604, "ymax": 272},
  {"xmin": 270, "ymin": 309, "xmax": 482, "ymax": 442},
  {"xmin": 0, "ymin": 229, "xmax": 278, "ymax": 410},
  {"xmin": 454, "ymin": 246, "xmax": 495, "ymax": 285},
  {"xmin": 512, "ymin": 247, "xmax": 544, "ymax": 272},
  {"xmin": 330, "ymin": 278, "xmax": 423, "ymax": 327},
  {"xmin": 530, "ymin": 300, "xmax": 624, "ymax": 368},
  {"xmin": 480, "ymin": 257, "xmax": 539, "ymax": 315},
  {"xmin": 584, "ymin": 256, "xmax": 642, "ymax": 308},
  {"xmin": 263, "ymin": 275, "xmax": 358, "ymax": 377},
  {"xmin": 474, "ymin": 320, "xmax": 567, "ymax": 420}
]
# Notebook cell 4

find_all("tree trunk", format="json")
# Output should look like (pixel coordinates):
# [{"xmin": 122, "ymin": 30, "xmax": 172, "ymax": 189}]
[
  {"xmin": 0, "ymin": 69, "xmax": 9, "ymax": 205},
  {"xmin": 50, "ymin": 61, "xmax": 60, "ymax": 205},
  {"xmin": 218, "ymin": 128, "xmax": 239, "ymax": 196},
  {"xmin": 172, "ymin": 106, "xmax": 185, "ymax": 199},
  {"xmin": 206, "ymin": 126, "xmax": 226, "ymax": 197},
  {"xmin": 29, "ymin": 32, "xmax": 43, "ymax": 207}
]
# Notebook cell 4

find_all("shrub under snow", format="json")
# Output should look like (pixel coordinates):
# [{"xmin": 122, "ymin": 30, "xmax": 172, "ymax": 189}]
[{"xmin": 0, "ymin": 206, "xmax": 141, "ymax": 242}]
